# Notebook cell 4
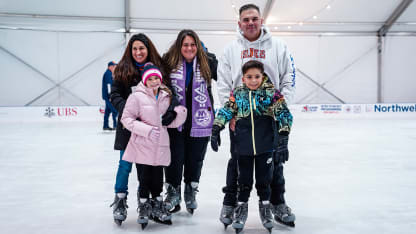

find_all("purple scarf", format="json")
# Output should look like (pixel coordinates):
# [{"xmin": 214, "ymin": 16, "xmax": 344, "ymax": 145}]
[{"xmin": 170, "ymin": 58, "xmax": 214, "ymax": 137}]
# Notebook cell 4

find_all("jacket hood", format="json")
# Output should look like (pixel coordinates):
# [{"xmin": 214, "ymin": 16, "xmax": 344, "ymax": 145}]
[{"xmin": 136, "ymin": 82, "xmax": 171, "ymax": 99}]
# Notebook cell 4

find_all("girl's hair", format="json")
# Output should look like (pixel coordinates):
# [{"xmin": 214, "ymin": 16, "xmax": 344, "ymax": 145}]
[
  {"xmin": 114, "ymin": 33, "xmax": 167, "ymax": 86},
  {"xmin": 163, "ymin": 29, "xmax": 211, "ymax": 84},
  {"xmin": 242, "ymin": 60, "xmax": 264, "ymax": 75}
]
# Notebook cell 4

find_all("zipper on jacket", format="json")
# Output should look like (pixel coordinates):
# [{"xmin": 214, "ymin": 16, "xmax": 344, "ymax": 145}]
[{"xmin": 249, "ymin": 91, "xmax": 257, "ymax": 155}]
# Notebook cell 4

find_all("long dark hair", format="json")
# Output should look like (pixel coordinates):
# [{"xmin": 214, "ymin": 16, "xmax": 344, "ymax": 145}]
[
  {"xmin": 114, "ymin": 33, "xmax": 166, "ymax": 86},
  {"xmin": 163, "ymin": 29, "xmax": 211, "ymax": 84}
]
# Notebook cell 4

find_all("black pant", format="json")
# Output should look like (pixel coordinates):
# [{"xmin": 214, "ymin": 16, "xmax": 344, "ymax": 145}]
[
  {"xmin": 165, "ymin": 128, "xmax": 209, "ymax": 187},
  {"xmin": 138, "ymin": 164, "xmax": 164, "ymax": 199},
  {"xmin": 222, "ymin": 128, "xmax": 287, "ymax": 206},
  {"xmin": 237, "ymin": 152, "xmax": 273, "ymax": 202}
]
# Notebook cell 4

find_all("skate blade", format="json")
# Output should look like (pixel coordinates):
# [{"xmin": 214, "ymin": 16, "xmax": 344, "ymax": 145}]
[
  {"xmin": 223, "ymin": 223, "xmax": 230, "ymax": 230},
  {"xmin": 267, "ymin": 227, "xmax": 272, "ymax": 233},
  {"xmin": 169, "ymin": 205, "xmax": 181, "ymax": 213},
  {"xmin": 276, "ymin": 218, "xmax": 295, "ymax": 227},
  {"xmin": 152, "ymin": 217, "xmax": 172, "ymax": 225},
  {"xmin": 186, "ymin": 208, "xmax": 194, "ymax": 214},
  {"xmin": 114, "ymin": 219, "xmax": 122, "ymax": 226},
  {"xmin": 141, "ymin": 223, "xmax": 148, "ymax": 230},
  {"xmin": 235, "ymin": 228, "xmax": 243, "ymax": 234}
]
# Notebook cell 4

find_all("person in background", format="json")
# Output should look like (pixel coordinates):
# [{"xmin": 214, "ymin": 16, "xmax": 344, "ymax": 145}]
[
  {"xmin": 109, "ymin": 33, "xmax": 165, "ymax": 226},
  {"xmin": 102, "ymin": 61, "xmax": 118, "ymax": 131}
]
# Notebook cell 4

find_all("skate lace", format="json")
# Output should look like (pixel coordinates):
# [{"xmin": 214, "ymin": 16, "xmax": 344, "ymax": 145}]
[
  {"xmin": 234, "ymin": 204, "xmax": 247, "ymax": 221},
  {"xmin": 110, "ymin": 197, "xmax": 128, "ymax": 209},
  {"xmin": 276, "ymin": 204, "xmax": 291, "ymax": 215},
  {"xmin": 165, "ymin": 189, "xmax": 176, "ymax": 200},
  {"xmin": 260, "ymin": 204, "xmax": 272, "ymax": 220},
  {"xmin": 138, "ymin": 202, "xmax": 152, "ymax": 216},
  {"xmin": 153, "ymin": 200, "xmax": 169, "ymax": 219}
]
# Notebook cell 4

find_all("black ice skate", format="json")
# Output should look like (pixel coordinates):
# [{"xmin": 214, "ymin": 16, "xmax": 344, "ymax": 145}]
[
  {"xmin": 259, "ymin": 201, "xmax": 273, "ymax": 233},
  {"xmin": 232, "ymin": 202, "xmax": 248, "ymax": 234},
  {"xmin": 219, "ymin": 205, "xmax": 234, "ymax": 229},
  {"xmin": 151, "ymin": 197, "xmax": 172, "ymax": 225},
  {"xmin": 110, "ymin": 193, "xmax": 128, "ymax": 226},
  {"xmin": 164, "ymin": 183, "xmax": 181, "ymax": 213},
  {"xmin": 272, "ymin": 203, "xmax": 296, "ymax": 227},
  {"xmin": 137, "ymin": 199, "xmax": 152, "ymax": 229},
  {"xmin": 184, "ymin": 182, "xmax": 199, "ymax": 214}
]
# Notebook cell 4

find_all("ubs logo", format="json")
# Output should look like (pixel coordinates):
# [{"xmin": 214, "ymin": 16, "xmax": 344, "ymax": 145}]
[{"xmin": 44, "ymin": 107, "xmax": 78, "ymax": 118}]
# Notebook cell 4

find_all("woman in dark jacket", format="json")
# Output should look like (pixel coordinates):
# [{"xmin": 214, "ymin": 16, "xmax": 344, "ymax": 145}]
[
  {"xmin": 162, "ymin": 29, "xmax": 217, "ymax": 215},
  {"xmin": 109, "ymin": 33, "xmax": 165, "ymax": 226}
]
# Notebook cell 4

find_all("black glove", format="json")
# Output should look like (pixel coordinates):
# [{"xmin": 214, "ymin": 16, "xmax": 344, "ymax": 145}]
[
  {"xmin": 162, "ymin": 95, "xmax": 180, "ymax": 126},
  {"xmin": 275, "ymin": 134, "xmax": 289, "ymax": 163},
  {"xmin": 161, "ymin": 110, "xmax": 177, "ymax": 126},
  {"xmin": 211, "ymin": 125, "xmax": 223, "ymax": 152}
]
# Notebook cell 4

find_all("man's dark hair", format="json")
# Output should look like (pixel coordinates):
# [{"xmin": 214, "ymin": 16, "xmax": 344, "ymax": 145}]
[
  {"xmin": 239, "ymin": 4, "xmax": 260, "ymax": 15},
  {"xmin": 242, "ymin": 60, "xmax": 264, "ymax": 75}
]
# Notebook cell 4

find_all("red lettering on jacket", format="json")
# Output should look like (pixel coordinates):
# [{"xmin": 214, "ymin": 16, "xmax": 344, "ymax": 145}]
[{"xmin": 241, "ymin": 48, "xmax": 266, "ymax": 59}]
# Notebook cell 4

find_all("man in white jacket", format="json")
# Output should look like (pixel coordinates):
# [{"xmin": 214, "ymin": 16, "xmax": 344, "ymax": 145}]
[{"xmin": 217, "ymin": 3, "xmax": 296, "ymax": 228}]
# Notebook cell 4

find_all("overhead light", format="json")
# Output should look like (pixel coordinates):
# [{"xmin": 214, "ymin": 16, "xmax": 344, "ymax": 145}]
[
  {"xmin": 232, "ymin": 4, "xmax": 235, "ymax": 8},
  {"xmin": 326, "ymin": 5, "xmax": 331, "ymax": 10},
  {"xmin": 287, "ymin": 26, "xmax": 292, "ymax": 29},
  {"xmin": 299, "ymin": 22, "xmax": 304, "ymax": 26},
  {"xmin": 313, "ymin": 15, "xmax": 318, "ymax": 20},
  {"xmin": 274, "ymin": 26, "xmax": 278, "ymax": 30}
]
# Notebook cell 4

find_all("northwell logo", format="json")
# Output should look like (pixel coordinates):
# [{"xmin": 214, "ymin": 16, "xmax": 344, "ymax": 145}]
[{"xmin": 374, "ymin": 104, "xmax": 416, "ymax": 112}]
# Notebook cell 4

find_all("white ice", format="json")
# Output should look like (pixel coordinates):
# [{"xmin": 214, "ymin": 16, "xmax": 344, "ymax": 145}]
[{"xmin": 1, "ymin": 116, "xmax": 416, "ymax": 234}]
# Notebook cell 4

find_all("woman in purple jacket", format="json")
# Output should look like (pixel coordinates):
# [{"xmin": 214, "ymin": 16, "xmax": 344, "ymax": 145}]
[{"xmin": 162, "ymin": 29, "xmax": 215, "ymax": 214}]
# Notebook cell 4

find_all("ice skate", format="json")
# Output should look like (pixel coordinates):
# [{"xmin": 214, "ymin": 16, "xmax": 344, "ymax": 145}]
[
  {"xmin": 164, "ymin": 183, "xmax": 181, "ymax": 213},
  {"xmin": 219, "ymin": 205, "xmax": 234, "ymax": 229},
  {"xmin": 184, "ymin": 182, "xmax": 199, "ymax": 214},
  {"xmin": 110, "ymin": 193, "xmax": 128, "ymax": 226},
  {"xmin": 232, "ymin": 202, "xmax": 248, "ymax": 234},
  {"xmin": 272, "ymin": 203, "xmax": 296, "ymax": 227},
  {"xmin": 259, "ymin": 201, "xmax": 273, "ymax": 233},
  {"xmin": 151, "ymin": 197, "xmax": 172, "ymax": 225},
  {"xmin": 137, "ymin": 198, "xmax": 152, "ymax": 230}
]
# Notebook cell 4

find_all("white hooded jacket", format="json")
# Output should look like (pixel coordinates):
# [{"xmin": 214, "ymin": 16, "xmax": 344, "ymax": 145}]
[{"xmin": 217, "ymin": 26, "xmax": 296, "ymax": 105}]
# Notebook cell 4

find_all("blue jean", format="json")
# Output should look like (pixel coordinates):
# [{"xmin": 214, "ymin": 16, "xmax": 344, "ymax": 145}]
[
  {"xmin": 114, "ymin": 150, "xmax": 140, "ymax": 194},
  {"xmin": 103, "ymin": 101, "xmax": 118, "ymax": 128}
]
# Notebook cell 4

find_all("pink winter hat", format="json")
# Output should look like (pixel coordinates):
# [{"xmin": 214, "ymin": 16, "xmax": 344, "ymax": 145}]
[{"xmin": 142, "ymin": 65, "xmax": 163, "ymax": 85}]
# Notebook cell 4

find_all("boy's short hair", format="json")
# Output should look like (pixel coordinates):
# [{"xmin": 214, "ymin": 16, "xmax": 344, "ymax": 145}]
[
  {"xmin": 239, "ymin": 4, "xmax": 260, "ymax": 15},
  {"xmin": 242, "ymin": 60, "xmax": 264, "ymax": 75}
]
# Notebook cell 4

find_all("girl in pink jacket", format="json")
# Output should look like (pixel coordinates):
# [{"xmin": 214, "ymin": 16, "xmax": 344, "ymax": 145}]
[{"xmin": 121, "ymin": 65, "xmax": 187, "ymax": 229}]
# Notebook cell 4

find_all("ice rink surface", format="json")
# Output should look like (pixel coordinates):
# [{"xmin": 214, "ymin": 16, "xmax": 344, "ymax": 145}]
[{"xmin": 1, "ymin": 116, "xmax": 416, "ymax": 234}]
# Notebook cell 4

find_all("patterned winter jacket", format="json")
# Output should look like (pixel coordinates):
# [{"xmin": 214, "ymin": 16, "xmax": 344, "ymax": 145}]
[{"xmin": 214, "ymin": 76, "xmax": 293, "ymax": 156}]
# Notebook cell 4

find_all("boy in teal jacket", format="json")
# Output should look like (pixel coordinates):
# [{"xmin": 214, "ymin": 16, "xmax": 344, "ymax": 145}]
[{"xmin": 211, "ymin": 60, "xmax": 292, "ymax": 233}]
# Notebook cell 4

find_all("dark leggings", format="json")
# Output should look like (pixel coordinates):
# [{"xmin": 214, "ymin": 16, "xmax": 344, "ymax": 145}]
[{"xmin": 138, "ymin": 164, "xmax": 164, "ymax": 199}]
